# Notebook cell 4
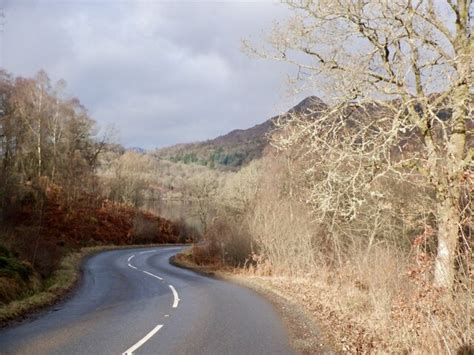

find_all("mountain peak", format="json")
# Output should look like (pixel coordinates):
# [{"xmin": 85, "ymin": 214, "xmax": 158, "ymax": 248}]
[{"xmin": 289, "ymin": 96, "xmax": 326, "ymax": 114}]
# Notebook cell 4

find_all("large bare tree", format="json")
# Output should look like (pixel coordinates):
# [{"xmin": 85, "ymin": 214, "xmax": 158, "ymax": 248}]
[{"xmin": 249, "ymin": 0, "xmax": 473, "ymax": 289}]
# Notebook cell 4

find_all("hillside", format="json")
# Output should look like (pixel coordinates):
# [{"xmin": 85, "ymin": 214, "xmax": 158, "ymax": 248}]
[{"xmin": 153, "ymin": 96, "xmax": 325, "ymax": 169}]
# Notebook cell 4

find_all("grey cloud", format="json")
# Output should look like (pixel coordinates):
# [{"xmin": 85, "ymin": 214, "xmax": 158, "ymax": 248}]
[{"xmin": 3, "ymin": 0, "xmax": 297, "ymax": 149}]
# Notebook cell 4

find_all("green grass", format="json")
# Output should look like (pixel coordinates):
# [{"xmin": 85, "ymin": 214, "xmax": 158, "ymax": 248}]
[{"xmin": 0, "ymin": 256, "xmax": 33, "ymax": 281}]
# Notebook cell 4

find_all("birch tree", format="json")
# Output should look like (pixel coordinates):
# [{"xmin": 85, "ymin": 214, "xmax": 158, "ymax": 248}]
[{"xmin": 250, "ymin": 0, "xmax": 473, "ymax": 289}]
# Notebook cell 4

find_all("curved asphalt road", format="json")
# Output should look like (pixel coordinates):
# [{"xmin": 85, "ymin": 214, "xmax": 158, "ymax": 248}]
[{"xmin": 0, "ymin": 247, "xmax": 296, "ymax": 355}]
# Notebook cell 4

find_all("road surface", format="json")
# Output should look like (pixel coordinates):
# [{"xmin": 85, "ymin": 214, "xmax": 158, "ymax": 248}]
[{"xmin": 0, "ymin": 246, "xmax": 296, "ymax": 354}]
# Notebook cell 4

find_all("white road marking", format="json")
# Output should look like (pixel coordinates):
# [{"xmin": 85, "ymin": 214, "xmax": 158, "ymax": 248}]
[
  {"xmin": 125, "ymin": 252, "xmax": 179, "ymax": 311},
  {"xmin": 142, "ymin": 270, "xmax": 163, "ymax": 280},
  {"xmin": 122, "ymin": 324, "xmax": 163, "ymax": 355},
  {"xmin": 127, "ymin": 255, "xmax": 137, "ymax": 270},
  {"xmin": 126, "ymin": 253, "xmax": 163, "ymax": 280},
  {"xmin": 169, "ymin": 285, "xmax": 180, "ymax": 308},
  {"xmin": 139, "ymin": 249, "xmax": 157, "ymax": 255}
]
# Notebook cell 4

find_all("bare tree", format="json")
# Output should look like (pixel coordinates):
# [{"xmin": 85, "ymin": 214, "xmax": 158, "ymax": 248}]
[
  {"xmin": 247, "ymin": 0, "xmax": 473, "ymax": 289},
  {"xmin": 0, "ymin": 70, "xmax": 105, "ymax": 211},
  {"xmin": 104, "ymin": 151, "xmax": 155, "ymax": 207},
  {"xmin": 185, "ymin": 172, "xmax": 219, "ymax": 234},
  {"xmin": 12, "ymin": 72, "xmax": 51, "ymax": 179}
]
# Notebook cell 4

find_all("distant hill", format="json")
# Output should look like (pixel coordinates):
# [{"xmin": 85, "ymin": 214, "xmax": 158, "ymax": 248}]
[
  {"xmin": 152, "ymin": 93, "xmax": 472, "ymax": 170},
  {"xmin": 153, "ymin": 96, "xmax": 326, "ymax": 169}
]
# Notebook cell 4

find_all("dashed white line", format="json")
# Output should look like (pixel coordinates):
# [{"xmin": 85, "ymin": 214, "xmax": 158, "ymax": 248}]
[
  {"xmin": 169, "ymin": 285, "xmax": 180, "ymax": 308},
  {"xmin": 139, "ymin": 249, "xmax": 157, "ymax": 255},
  {"xmin": 142, "ymin": 270, "xmax": 163, "ymax": 280},
  {"xmin": 122, "ymin": 324, "xmax": 163, "ymax": 355},
  {"xmin": 128, "ymin": 263, "xmax": 137, "ymax": 270},
  {"xmin": 125, "ymin": 251, "xmax": 180, "ymax": 309},
  {"xmin": 127, "ymin": 255, "xmax": 137, "ymax": 270}
]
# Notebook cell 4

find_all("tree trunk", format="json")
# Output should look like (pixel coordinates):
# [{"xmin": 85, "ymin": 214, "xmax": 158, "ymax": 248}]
[
  {"xmin": 434, "ymin": 188, "xmax": 461, "ymax": 288},
  {"xmin": 433, "ymin": 10, "xmax": 470, "ymax": 287},
  {"xmin": 37, "ymin": 133, "xmax": 42, "ymax": 178},
  {"xmin": 433, "ymin": 100, "xmax": 467, "ymax": 289},
  {"xmin": 433, "ymin": 77, "xmax": 468, "ymax": 289}
]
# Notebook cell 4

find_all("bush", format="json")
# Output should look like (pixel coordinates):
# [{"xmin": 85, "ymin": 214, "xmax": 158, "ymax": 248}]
[
  {"xmin": 0, "ymin": 245, "xmax": 11, "ymax": 258},
  {"xmin": 130, "ymin": 214, "xmax": 158, "ymax": 244},
  {"xmin": 205, "ymin": 218, "xmax": 252, "ymax": 266},
  {"xmin": 0, "ymin": 245, "xmax": 34, "ymax": 304},
  {"xmin": 0, "ymin": 256, "xmax": 32, "ymax": 281},
  {"xmin": 173, "ymin": 218, "xmax": 200, "ymax": 243}
]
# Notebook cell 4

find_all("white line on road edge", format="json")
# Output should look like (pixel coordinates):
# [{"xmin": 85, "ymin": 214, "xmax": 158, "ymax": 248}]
[
  {"xmin": 128, "ymin": 263, "xmax": 137, "ymax": 270},
  {"xmin": 142, "ymin": 270, "xmax": 163, "ymax": 280},
  {"xmin": 169, "ymin": 285, "xmax": 180, "ymax": 308},
  {"xmin": 139, "ymin": 249, "xmax": 157, "ymax": 255},
  {"xmin": 122, "ymin": 324, "xmax": 163, "ymax": 355}
]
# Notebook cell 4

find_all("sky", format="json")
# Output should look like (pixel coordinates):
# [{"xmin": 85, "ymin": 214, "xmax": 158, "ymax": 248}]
[{"xmin": 1, "ymin": 0, "xmax": 301, "ymax": 149}]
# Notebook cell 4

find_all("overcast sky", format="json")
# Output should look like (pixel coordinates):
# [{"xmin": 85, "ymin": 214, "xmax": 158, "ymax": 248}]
[{"xmin": 2, "ymin": 0, "xmax": 303, "ymax": 149}]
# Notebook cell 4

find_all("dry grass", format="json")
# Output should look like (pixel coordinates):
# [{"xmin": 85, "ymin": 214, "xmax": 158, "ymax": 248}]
[
  {"xmin": 182, "ymin": 243, "xmax": 472, "ymax": 353},
  {"xmin": 232, "ymin": 246, "xmax": 472, "ymax": 354},
  {"xmin": 189, "ymin": 186, "xmax": 472, "ymax": 352}
]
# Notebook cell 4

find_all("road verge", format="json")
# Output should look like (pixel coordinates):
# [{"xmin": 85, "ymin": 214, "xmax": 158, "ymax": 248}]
[{"xmin": 170, "ymin": 252, "xmax": 335, "ymax": 355}]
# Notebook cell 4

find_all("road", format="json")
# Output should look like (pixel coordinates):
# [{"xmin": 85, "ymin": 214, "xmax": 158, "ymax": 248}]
[{"xmin": 0, "ymin": 246, "xmax": 296, "ymax": 355}]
